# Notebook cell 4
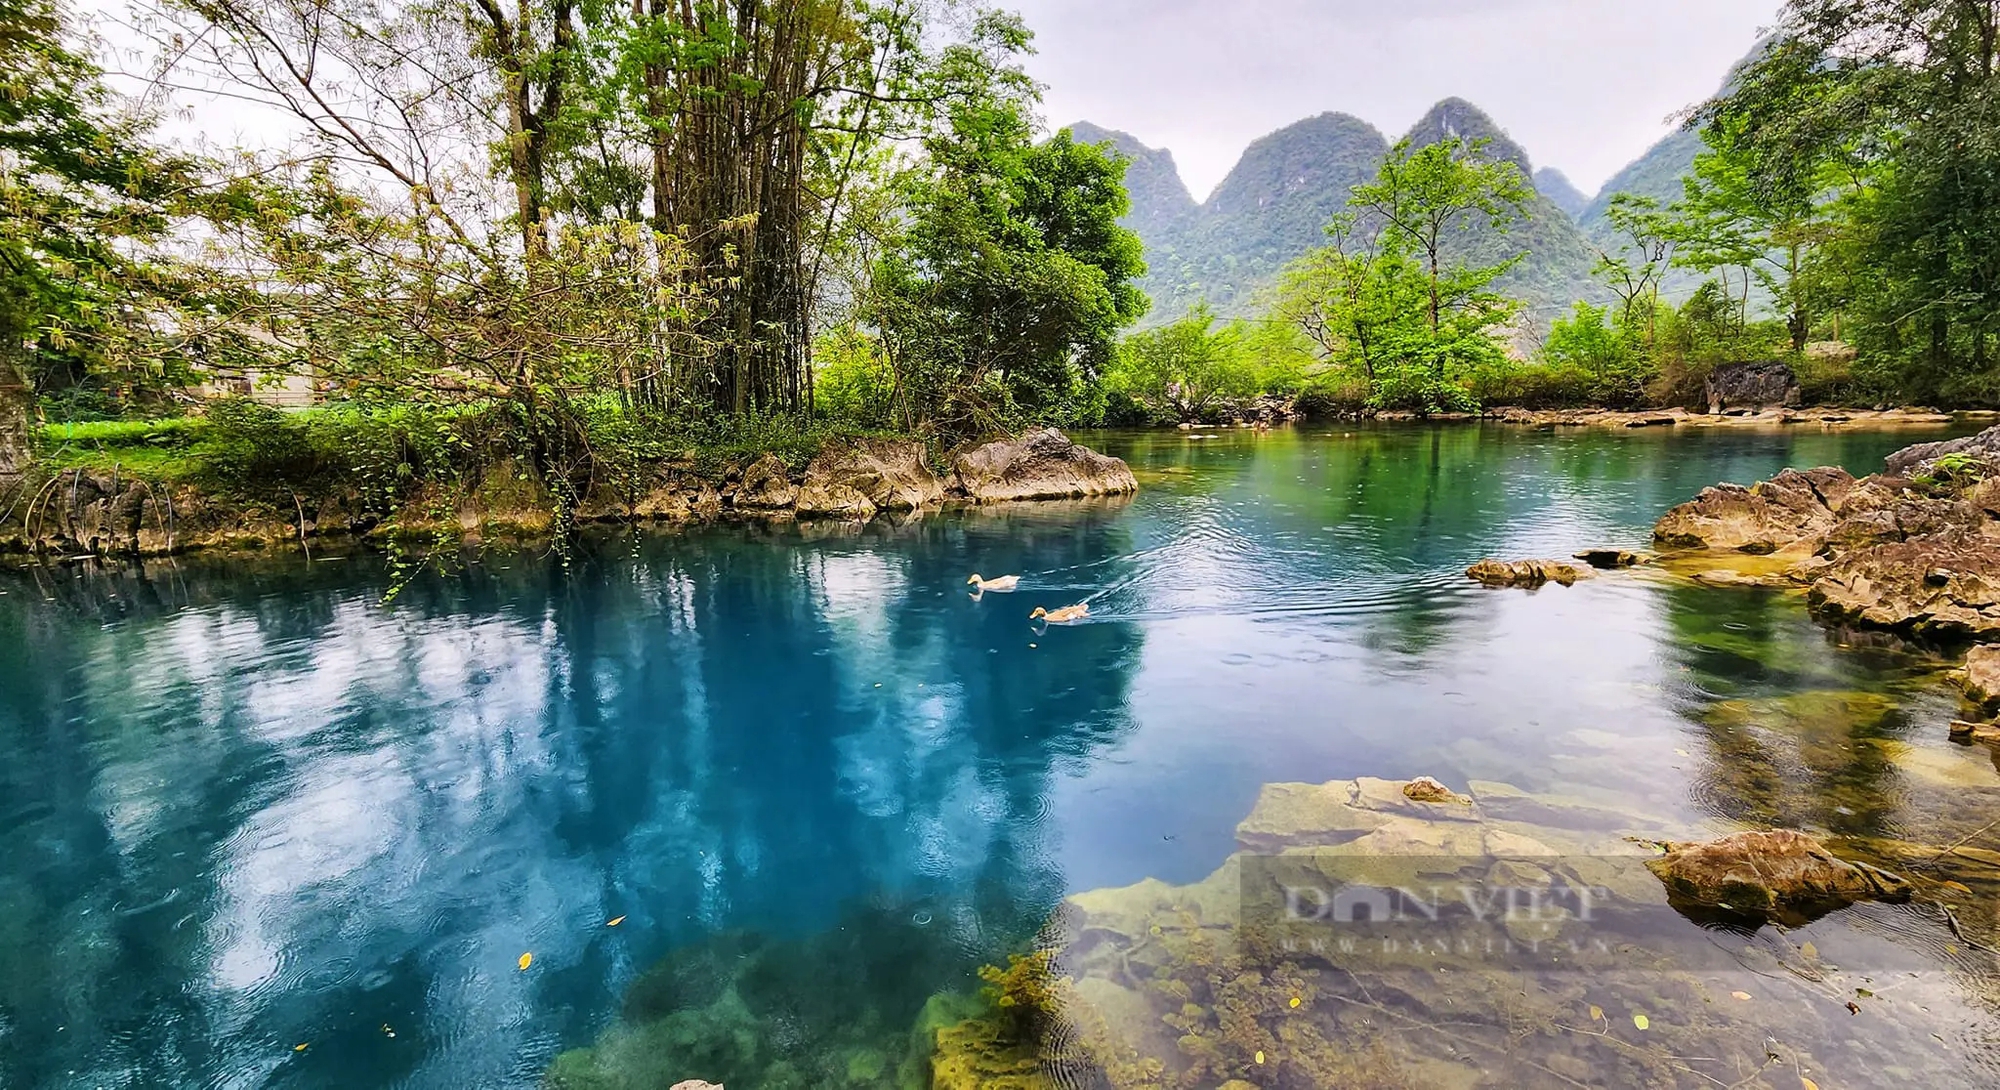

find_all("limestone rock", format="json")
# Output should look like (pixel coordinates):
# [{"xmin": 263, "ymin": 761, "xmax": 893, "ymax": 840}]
[
  {"xmin": 1645, "ymin": 830, "xmax": 1912, "ymax": 915},
  {"xmin": 951, "ymin": 428, "xmax": 1138, "ymax": 503},
  {"xmin": 1807, "ymin": 533, "xmax": 2000, "ymax": 640},
  {"xmin": 1705, "ymin": 361, "xmax": 1801, "ymax": 414},
  {"xmin": 1885, "ymin": 422, "xmax": 2000, "ymax": 478},
  {"xmin": 1402, "ymin": 776, "xmax": 1467, "ymax": 805},
  {"xmin": 796, "ymin": 440, "xmax": 941, "ymax": 519},
  {"xmin": 669, "ymin": 1082, "xmax": 723, "ymax": 1090},
  {"xmin": 731, "ymin": 454, "xmax": 797, "ymax": 510},
  {"xmin": 1466, "ymin": 558, "xmax": 1587, "ymax": 588},
  {"xmin": 1652, "ymin": 467, "xmax": 1853, "ymax": 554},
  {"xmin": 1690, "ymin": 568, "xmax": 1795, "ymax": 589},
  {"xmin": 1966, "ymin": 645, "xmax": 2000, "ymax": 712},
  {"xmin": 1948, "ymin": 720, "xmax": 2000, "ymax": 744}
]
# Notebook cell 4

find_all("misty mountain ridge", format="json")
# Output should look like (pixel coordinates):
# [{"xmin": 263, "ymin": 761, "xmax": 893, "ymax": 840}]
[
  {"xmin": 1079, "ymin": 47, "xmax": 1762, "ymax": 329},
  {"xmin": 1076, "ymin": 98, "xmax": 1606, "ymax": 325}
]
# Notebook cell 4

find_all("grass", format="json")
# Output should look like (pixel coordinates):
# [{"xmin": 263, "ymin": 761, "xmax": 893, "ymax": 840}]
[{"xmin": 36, "ymin": 417, "xmax": 209, "ymax": 478}]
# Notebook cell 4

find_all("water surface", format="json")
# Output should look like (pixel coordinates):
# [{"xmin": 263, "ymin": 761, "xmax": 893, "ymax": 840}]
[{"xmin": 3, "ymin": 423, "xmax": 1998, "ymax": 1088}]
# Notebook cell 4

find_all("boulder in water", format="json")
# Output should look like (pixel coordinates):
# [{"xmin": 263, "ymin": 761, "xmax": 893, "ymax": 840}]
[
  {"xmin": 1807, "ymin": 533, "xmax": 2000, "ymax": 640},
  {"xmin": 1574, "ymin": 548, "xmax": 1648, "ymax": 569},
  {"xmin": 1644, "ymin": 830, "xmax": 1912, "ymax": 915},
  {"xmin": 1885, "ymin": 423, "xmax": 2000, "ymax": 478},
  {"xmin": 951, "ymin": 429, "xmax": 1138, "ymax": 503},
  {"xmin": 1467, "ymin": 558, "xmax": 1587, "ymax": 588},
  {"xmin": 1652, "ymin": 467, "xmax": 1855, "ymax": 553}
]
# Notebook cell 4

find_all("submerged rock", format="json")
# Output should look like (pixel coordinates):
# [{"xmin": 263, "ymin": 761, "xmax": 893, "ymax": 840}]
[
  {"xmin": 951, "ymin": 428, "xmax": 1138, "ymax": 503},
  {"xmin": 1574, "ymin": 548, "xmax": 1649, "ymax": 569},
  {"xmin": 1466, "ymin": 558, "xmax": 1587, "ymax": 587},
  {"xmin": 1645, "ymin": 830, "xmax": 1912, "ymax": 916}
]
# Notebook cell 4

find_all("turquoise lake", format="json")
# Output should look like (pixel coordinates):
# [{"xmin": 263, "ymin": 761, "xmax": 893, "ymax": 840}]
[{"xmin": 4, "ymin": 423, "xmax": 2000, "ymax": 1088}]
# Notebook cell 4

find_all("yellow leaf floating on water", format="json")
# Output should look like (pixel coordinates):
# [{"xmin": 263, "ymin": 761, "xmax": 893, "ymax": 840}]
[
  {"xmin": 1289, "ymin": 997, "xmax": 1301, "ymax": 1009},
  {"xmin": 1633, "ymin": 1014, "xmax": 1651, "ymax": 1031},
  {"xmin": 1254, "ymin": 1051, "xmax": 1265, "ymax": 1065},
  {"xmin": 518, "ymin": 953, "xmax": 533, "ymax": 971},
  {"xmin": 1589, "ymin": 1005, "xmax": 1603, "ymax": 1022},
  {"xmin": 607, "ymin": 916, "xmax": 626, "ymax": 927},
  {"xmin": 293, "ymin": 1044, "xmax": 309, "ymax": 1052},
  {"xmin": 1732, "ymin": 991, "xmax": 1754, "ymax": 1001},
  {"xmin": 1802, "ymin": 1078, "xmax": 1820, "ymax": 1090},
  {"xmin": 1801, "ymin": 941, "xmax": 1819, "ymax": 960},
  {"xmin": 1943, "ymin": 881, "xmax": 1972, "ymax": 894}
]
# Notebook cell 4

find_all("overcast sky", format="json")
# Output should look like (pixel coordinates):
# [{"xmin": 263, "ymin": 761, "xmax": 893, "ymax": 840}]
[{"xmin": 1006, "ymin": 0, "xmax": 1783, "ymax": 201}]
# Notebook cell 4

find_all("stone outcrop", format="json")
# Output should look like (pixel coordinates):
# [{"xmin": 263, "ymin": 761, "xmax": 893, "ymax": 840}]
[
  {"xmin": 1704, "ymin": 361, "xmax": 1801, "ymax": 414},
  {"xmin": 794, "ymin": 439, "xmax": 943, "ymax": 520},
  {"xmin": 1652, "ymin": 467, "xmax": 1857, "ymax": 554},
  {"xmin": 1808, "ymin": 534, "xmax": 2000, "ymax": 641},
  {"xmin": 1466, "ymin": 558, "xmax": 1587, "ymax": 588},
  {"xmin": 950, "ymin": 428, "xmax": 1138, "ymax": 503},
  {"xmin": 4, "ymin": 431, "xmax": 1135, "ymax": 559},
  {"xmin": 1885, "ymin": 422, "xmax": 2000, "ymax": 477},
  {"xmin": 1644, "ymin": 830, "xmax": 1912, "ymax": 914},
  {"xmin": 1966, "ymin": 645, "xmax": 2000, "ymax": 712},
  {"xmin": 731, "ymin": 454, "xmax": 797, "ymax": 510}
]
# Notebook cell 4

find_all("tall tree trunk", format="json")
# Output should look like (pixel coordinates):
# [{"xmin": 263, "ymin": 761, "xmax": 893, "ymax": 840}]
[{"xmin": 0, "ymin": 361, "xmax": 30, "ymax": 492}]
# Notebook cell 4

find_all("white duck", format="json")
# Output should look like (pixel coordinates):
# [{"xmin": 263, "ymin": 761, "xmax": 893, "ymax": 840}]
[
  {"xmin": 967, "ymin": 574, "xmax": 1021, "ymax": 593},
  {"xmin": 1030, "ymin": 603, "xmax": 1090, "ymax": 624}
]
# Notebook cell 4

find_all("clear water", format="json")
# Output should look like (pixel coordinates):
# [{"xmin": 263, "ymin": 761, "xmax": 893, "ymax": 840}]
[{"xmin": 3, "ymin": 423, "xmax": 1998, "ymax": 1089}]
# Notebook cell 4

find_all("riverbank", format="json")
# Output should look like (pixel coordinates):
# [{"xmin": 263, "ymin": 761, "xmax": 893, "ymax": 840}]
[{"xmin": 0, "ymin": 428, "xmax": 1137, "ymax": 560}]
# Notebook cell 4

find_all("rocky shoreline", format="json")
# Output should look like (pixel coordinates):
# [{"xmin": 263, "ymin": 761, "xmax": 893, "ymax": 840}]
[
  {"xmin": 1648, "ymin": 422, "xmax": 2000, "ymax": 731},
  {"xmin": 0, "ymin": 427, "xmax": 1138, "ymax": 560}
]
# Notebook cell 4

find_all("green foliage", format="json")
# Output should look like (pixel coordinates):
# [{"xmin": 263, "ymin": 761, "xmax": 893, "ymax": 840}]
[
  {"xmin": 814, "ymin": 327, "xmax": 898, "ymax": 430},
  {"xmin": 864, "ymin": 18, "xmax": 1146, "ymax": 440},
  {"xmin": 1690, "ymin": 1, "xmax": 2000, "ymax": 401},
  {"xmin": 0, "ymin": 0, "xmax": 256, "ymax": 413},
  {"xmin": 1104, "ymin": 306, "xmax": 1259, "ymax": 422},
  {"xmin": 1267, "ymin": 137, "xmax": 1529, "ymax": 415}
]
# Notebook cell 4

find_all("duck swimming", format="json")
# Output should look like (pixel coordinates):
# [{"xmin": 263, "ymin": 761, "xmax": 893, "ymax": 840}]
[
  {"xmin": 967, "ymin": 574, "xmax": 1021, "ymax": 593},
  {"xmin": 1030, "ymin": 603, "xmax": 1090, "ymax": 624}
]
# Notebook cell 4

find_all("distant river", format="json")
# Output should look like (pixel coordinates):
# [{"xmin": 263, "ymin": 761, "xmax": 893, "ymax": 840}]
[{"xmin": 3, "ymin": 422, "xmax": 1997, "ymax": 1089}]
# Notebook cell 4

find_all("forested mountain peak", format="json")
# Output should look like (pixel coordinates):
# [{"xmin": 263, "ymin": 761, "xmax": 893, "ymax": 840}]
[
  {"xmin": 1402, "ymin": 98, "xmax": 1534, "ymax": 179},
  {"xmin": 1203, "ymin": 112, "xmax": 1390, "ymax": 219},
  {"xmin": 1065, "ymin": 121, "xmax": 1198, "ymax": 240},
  {"xmin": 1534, "ymin": 168, "xmax": 1591, "ymax": 220}
]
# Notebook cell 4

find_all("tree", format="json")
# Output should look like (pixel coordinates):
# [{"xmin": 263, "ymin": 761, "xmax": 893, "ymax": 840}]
[
  {"xmin": 1284, "ymin": 137, "xmax": 1529, "ymax": 413},
  {"xmin": 1273, "ymin": 213, "xmax": 1427, "ymax": 383},
  {"xmin": 1349, "ymin": 137, "xmax": 1530, "ymax": 343},
  {"xmin": 865, "ymin": 12, "xmax": 1145, "ymax": 438},
  {"xmin": 1106, "ymin": 306, "xmax": 1257, "ymax": 422},
  {"xmin": 0, "ymin": 0, "xmax": 262, "ymax": 440},
  {"xmin": 1694, "ymin": 1, "xmax": 2000, "ymax": 391},
  {"xmin": 1591, "ymin": 194, "xmax": 1676, "ymax": 344}
]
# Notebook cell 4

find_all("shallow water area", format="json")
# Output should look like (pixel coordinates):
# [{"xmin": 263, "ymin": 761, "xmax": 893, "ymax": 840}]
[{"xmin": 4, "ymin": 421, "xmax": 2000, "ymax": 1088}]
